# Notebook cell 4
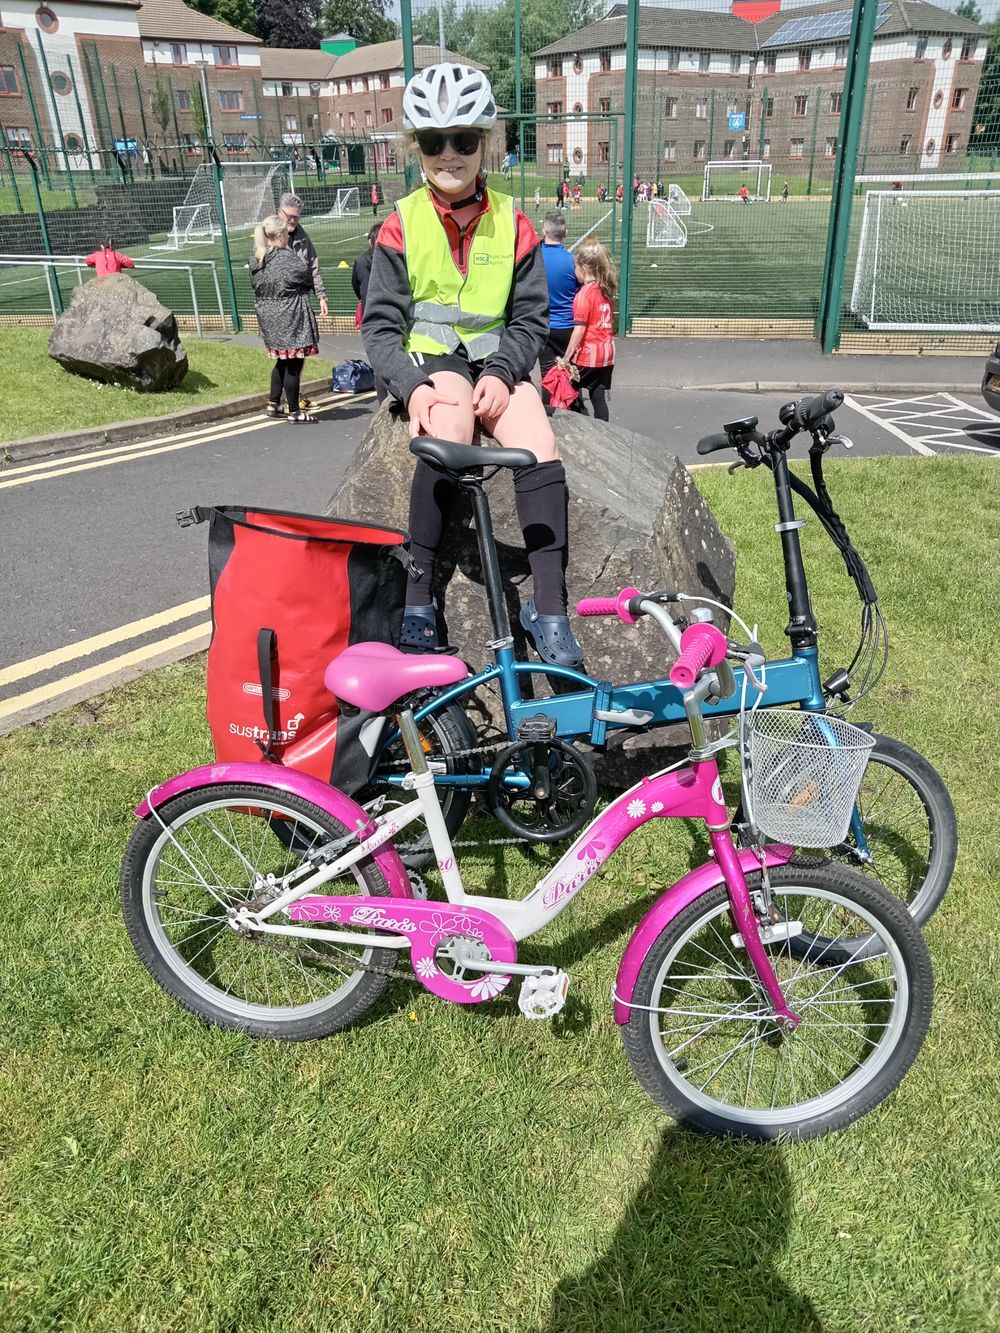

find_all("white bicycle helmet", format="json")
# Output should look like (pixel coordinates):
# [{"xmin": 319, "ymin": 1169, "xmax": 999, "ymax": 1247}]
[{"xmin": 402, "ymin": 63, "xmax": 497, "ymax": 132}]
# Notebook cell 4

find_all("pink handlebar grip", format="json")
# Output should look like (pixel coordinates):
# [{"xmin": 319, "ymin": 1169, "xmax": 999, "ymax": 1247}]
[
  {"xmin": 575, "ymin": 587, "xmax": 642, "ymax": 624},
  {"xmin": 669, "ymin": 623, "xmax": 729, "ymax": 690}
]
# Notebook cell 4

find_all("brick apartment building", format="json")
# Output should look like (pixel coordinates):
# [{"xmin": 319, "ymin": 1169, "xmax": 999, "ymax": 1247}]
[{"xmin": 534, "ymin": 0, "xmax": 989, "ymax": 183}]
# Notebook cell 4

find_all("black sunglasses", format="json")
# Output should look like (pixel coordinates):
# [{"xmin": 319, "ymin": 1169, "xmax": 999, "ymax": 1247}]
[{"xmin": 414, "ymin": 129, "xmax": 483, "ymax": 158}]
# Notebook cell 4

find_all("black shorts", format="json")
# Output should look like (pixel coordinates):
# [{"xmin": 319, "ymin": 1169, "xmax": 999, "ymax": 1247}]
[
  {"xmin": 577, "ymin": 364, "xmax": 614, "ymax": 392},
  {"xmin": 406, "ymin": 349, "xmax": 484, "ymax": 387}
]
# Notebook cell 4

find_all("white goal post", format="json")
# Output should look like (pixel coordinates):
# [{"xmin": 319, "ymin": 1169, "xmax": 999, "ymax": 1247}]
[
  {"xmin": 153, "ymin": 203, "xmax": 215, "ymax": 251},
  {"xmin": 667, "ymin": 183, "xmax": 691, "ymax": 216},
  {"xmin": 702, "ymin": 160, "xmax": 772, "ymax": 202},
  {"xmin": 849, "ymin": 189, "xmax": 1000, "ymax": 332},
  {"xmin": 647, "ymin": 199, "xmax": 687, "ymax": 249},
  {"xmin": 152, "ymin": 161, "xmax": 292, "ymax": 249},
  {"xmin": 323, "ymin": 186, "xmax": 360, "ymax": 218}
]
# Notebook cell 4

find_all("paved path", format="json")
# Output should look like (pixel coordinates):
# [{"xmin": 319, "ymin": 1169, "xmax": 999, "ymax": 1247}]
[{"xmin": 2, "ymin": 343, "xmax": 997, "ymax": 734}]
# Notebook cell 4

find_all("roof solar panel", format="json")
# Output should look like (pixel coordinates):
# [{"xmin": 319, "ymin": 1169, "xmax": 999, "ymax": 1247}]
[{"xmin": 762, "ymin": 4, "xmax": 890, "ymax": 48}]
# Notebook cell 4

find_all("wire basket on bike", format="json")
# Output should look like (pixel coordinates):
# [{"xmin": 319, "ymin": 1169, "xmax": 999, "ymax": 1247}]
[{"xmin": 744, "ymin": 710, "xmax": 876, "ymax": 847}]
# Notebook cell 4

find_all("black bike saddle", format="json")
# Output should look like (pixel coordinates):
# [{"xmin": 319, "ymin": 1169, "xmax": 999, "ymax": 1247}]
[{"xmin": 410, "ymin": 438, "xmax": 536, "ymax": 472}]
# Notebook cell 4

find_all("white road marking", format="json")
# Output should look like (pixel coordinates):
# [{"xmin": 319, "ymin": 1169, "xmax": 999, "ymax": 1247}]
[{"xmin": 844, "ymin": 392, "xmax": 1000, "ymax": 458}]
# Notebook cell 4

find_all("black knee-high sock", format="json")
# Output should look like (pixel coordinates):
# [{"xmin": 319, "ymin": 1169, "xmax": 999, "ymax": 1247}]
[
  {"xmin": 513, "ymin": 460, "xmax": 569, "ymax": 616},
  {"xmin": 269, "ymin": 361, "xmax": 284, "ymax": 402},
  {"xmin": 589, "ymin": 384, "xmax": 610, "ymax": 422},
  {"xmin": 284, "ymin": 357, "xmax": 303, "ymax": 413},
  {"xmin": 405, "ymin": 460, "xmax": 459, "ymax": 603}
]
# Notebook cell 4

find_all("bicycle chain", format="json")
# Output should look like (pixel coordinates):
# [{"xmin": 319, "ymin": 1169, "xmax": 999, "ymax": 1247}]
[{"xmin": 253, "ymin": 929, "xmax": 415, "ymax": 982}]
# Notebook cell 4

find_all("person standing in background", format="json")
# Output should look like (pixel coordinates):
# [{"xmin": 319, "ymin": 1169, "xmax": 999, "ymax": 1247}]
[
  {"xmin": 537, "ymin": 210, "xmax": 579, "ymax": 409},
  {"xmin": 559, "ymin": 239, "xmax": 616, "ymax": 423},
  {"xmin": 371, "ymin": 182, "xmax": 381, "ymax": 215},
  {"xmin": 249, "ymin": 214, "xmax": 319, "ymax": 424},
  {"xmin": 278, "ymin": 192, "xmax": 329, "ymax": 320}
]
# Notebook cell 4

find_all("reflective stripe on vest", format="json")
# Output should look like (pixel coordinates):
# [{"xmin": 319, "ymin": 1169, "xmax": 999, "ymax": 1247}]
[{"xmin": 397, "ymin": 187, "xmax": 515, "ymax": 360}]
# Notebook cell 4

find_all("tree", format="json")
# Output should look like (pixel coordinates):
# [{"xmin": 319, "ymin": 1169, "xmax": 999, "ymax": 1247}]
[
  {"xmin": 955, "ymin": 1, "xmax": 982, "ymax": 22},
  {"xmin": 257, "ymin": 0, "xmax": 320, "ymax": 47},
  {"xmin": 151, "ymin": 73, "xmax": 172, "ymax": 138},
  {"xmin": 319, "ymin": 0, "xmax": 396, "ymax": 46},
  {"xmin": 216, "ymin": 0, "xmax": 258, "ymax": 37},
  {"xmin": 970, "ymin": 16, "xmax": 1000, "ymax": 152}
]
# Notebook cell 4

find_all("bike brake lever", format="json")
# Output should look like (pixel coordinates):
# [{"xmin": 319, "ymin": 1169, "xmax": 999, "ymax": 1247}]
[
  {"xmin": 727, "ymin": 460, "xmax": 745, "ymax": 475},
  {"xmin": 743, "ymin": 653, "xmax": 767, "ymax": 694}
]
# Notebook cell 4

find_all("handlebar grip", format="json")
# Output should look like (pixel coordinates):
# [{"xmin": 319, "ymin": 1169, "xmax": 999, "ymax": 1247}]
[
  {"xmin": 576, "ymin": 586, "xmax": 642, "ymax": 624},
  {"xmin": 669, "ymin": 623, "xmax": 729, "ymax": 690},
  {"xmin": 696, "ymin": 432, "xmax": 734, "ymax": 456},
  {"xmin": 795, "ymin": 389, "xmax": 843, "ymax": 429}
]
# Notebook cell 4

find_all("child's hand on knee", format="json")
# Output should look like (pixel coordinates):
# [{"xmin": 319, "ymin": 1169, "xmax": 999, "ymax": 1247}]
[
  {"xmin": 472, "ymin": 375, "xmax": 510, "ymax": 420},
  {"xmin": 408, "ymin": 382, "xmax": 459, "ymax": 435}
]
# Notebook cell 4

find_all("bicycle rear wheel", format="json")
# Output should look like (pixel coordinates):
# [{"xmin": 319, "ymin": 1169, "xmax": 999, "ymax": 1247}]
[
  {"xmin": 621, "ymin": 864, "xmax": 932, "ymax": 1142},
  {"xmin": 120, "ymin": 784, "xmax": 398, "ymax": 1039}
]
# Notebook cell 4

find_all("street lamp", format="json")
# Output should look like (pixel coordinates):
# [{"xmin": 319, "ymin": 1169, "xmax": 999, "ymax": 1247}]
[{"xmin": 192, "ymin": 58, "xmax": 214, "ymax": 147}]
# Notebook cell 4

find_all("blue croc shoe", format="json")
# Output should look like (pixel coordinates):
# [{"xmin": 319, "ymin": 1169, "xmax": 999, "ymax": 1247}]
[
  {"xmin": 400, "ymin": 602, "xmax": 439, "ymax": 652},
  {"xmin": 519, "ymin": 598, "xmax": 584, "ymax": 668}
]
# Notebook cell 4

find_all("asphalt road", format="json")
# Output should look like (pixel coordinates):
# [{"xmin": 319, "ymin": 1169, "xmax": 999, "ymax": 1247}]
[{"xmin": 1, "ymin": 383, "xmax": 997, "ymax": 733}]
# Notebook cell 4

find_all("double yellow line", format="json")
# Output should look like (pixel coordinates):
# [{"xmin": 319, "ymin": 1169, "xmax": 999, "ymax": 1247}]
[{"xmin": 0, "ymin": 390, "xmax": 376, "ymax": 491}]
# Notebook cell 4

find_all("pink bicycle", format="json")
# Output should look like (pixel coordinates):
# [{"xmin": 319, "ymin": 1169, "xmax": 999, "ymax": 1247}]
[{"xmin": 121, "ymin": 594, "xmax": 932, "ymax": 1141}]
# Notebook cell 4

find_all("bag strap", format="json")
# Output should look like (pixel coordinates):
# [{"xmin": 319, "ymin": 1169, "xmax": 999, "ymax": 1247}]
[{"xmin": 256, "ymin": 627, "xmax": 281, "ymax": 763}]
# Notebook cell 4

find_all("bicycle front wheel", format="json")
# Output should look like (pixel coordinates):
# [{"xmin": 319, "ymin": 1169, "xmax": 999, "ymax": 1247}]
[
  {"xmin": 120, "ymin": 784, "xmax": 399, "ymax": 1040},
  {"xmin": 621, "ymin": 864, "xmax": 932, "ymax": 1142}
]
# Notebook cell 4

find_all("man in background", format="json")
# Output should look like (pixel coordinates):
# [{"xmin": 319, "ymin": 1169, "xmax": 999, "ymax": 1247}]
[{"xmin": 537, "ymin": 209, "xmax": 580, "ymax": 408}]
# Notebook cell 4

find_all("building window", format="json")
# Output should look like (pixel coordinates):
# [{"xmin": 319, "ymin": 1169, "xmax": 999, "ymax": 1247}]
[
  {"xmin": 662, "ymin": 140, "xmax": 676, "ymax": 162},
  {"xmin": 798, "ymin": 47, "xmax": 811, "ymax": 71},
  {"xmin": 171, "ymin": 43, "xmax": 187, "ymax": 65},
  {"xmin": 762, "ymin": 51, "xmax": 776, "ymax": 74},
  {"xmin": 176, "ymin": 88, "xmax": 191, "ymax": 110},
  {"xmin": 694, "ymin": 98, "xmax": 707, "ymax": 120},
  {"xmin": 362, "ymin": 75, "xmax": 370, "ymax": 92},
  {"xmin": 599, "ymin": 97, "xmax": 610, "ymax": 113},
  {"xmin": 730, "ymin": 52, "xmax": 741, "ymax": 75},
  {"xmin": 348, "ymin": 111, "xmax": 356, "ymax": 129},
  {"xmin": 573, "ymin": 101, "xmax": 583, "ymax": 114},
  {"xmin": 953, "ymin": 87, "xmax": 967, "ymax": 110},
  {"xmin": 306, "ymin": 113, "xmax": 315, "ymax": 130},
  {"xmin": 219, "ymin": 89, "xmax": 244, "ymax": 111},
  {"xmin": 547, "ymin": 59, "xmax": 560, "ymax": 78},
  {"xmin": 900, "ymin": 134, "xmax": 911, "ymax": 154},
  {"xmin": 365, "ymin": 110, "xmax": 373, "ymax": 127},
  {"xmin": 0, "ymin": 65, "xmax": 19, "ymax": 95},
  {"xmin": 824, "ymin": 136, "xmax": 837, "ymax": 157},
  {"xmin": 942, "ymin": 39, "xmax": 952, "ymax": 60},
  {"xmin": 309, "ymin": 82, "xmax": 320, "ymax": 97},
  {"xmin": 573, "ymin": 146, "xmax": 583, "ymax": 162},
  {"xmin": 946, "ymin": 133, "xmax": 960, "ymax": 154},
  {"xmin": 933, "ymin": 90, "xmax": 943, "ymax": 109},
  {"xmin": 790, "ymin": 138, "xmax": 804, "ymax": 158},
  {"xmin": 281, "ymin": 81, "xmax": 293, "ymax": 96},
  {"xmin": 829, "ymin": 91, "xmax": 842, "ymax": 114},
  {"xmin": 793, "ymin": 94, "xmax": 808, "ymax": 117},
  {"xmin": 664, "ymin": 96, "xmax": 677, "ymax": 118},
  {"xmin": 181, "ymin": 133, "xmax": 200, "ymax": 153},
  {"xmin": 693, "ymin": 139, "xmax": 705, "ymax": 160},
  {"xmin": 915, "ymin": 36, "xmax": 927, "ymax": 59},
  {"xmin": 667, "ymin": 49, "xmax": 679, "ymax": 71},
  {"xmin": 223, "ymin": 132, "xmax": 248, "ymax": 151},
  {"xmin": 546, "ymin": 101, "xmax": 562, "ymax": 115},
  {"xmin": 65, "ymin": 132, "xmax": 84, "ymax": 152},
  {"xmin": 599, "ymin": 48, "xmax": 611, "ymax": 73},
  {"xmin": 50, "ymin": 70, "xmax": 73, "ymax": 96},
  {"xmin": 213, "ymin": 44, "xmax": 238, "ymax": 66},
  {"xmin": 547, "ymin": 143, "xmax": 562, "ymax": 164},
  {"xmin": 726, "ymin": 99, "xmax": 739, "ymax": 116},
  {"xmin": 906, "ymin": 86, "xmax": 918, "ymax": 111},
  {"xmin": 766, "ymin": 96, "xmax": 774, "ymax": 117},
  {"xmin": 961, "ymin": 38, "xmax": 977, "ymax": 62},
  {"xmin": 834, "ymin": 42, "xmax": 847, "ymax": 67},
  {"xmin": 723, "ymin": 139, "xmax": 736, "ymax": 158},
  {"xmin": 573, "ymin": 56, "xmax": 584, "ymax": 74},
  {"xmin": 381, "ymin": 107, "xmax": 392, "ymax": 124},
  {"xmin": 338, "ymin": 112, "xmax": 344, "ymax": 127},
  {"xmin": 925, "ymin": 138, "xmax": 935, "ymax": 154},
  {"xmin": 699, "ymin": 51, "xmax": 710, "ymax": 72},
  {"xmin": 763, "ymin": 138, "xmax": 770, "ymax": 158},
  {"xmin": 598, "ymin": 140, "xmax": 609, "ymax": 163},
  {"xmin": 380, "ymin": 73, "xmax": 390, "ymax": 89},
  {"xmin": 284, "ymin": 114, "xmax": 297, "ymax": 131},
  {"xmin": 35, "ymin": 6, "xmax": 58, "ymax": 33},
  {"xmin": 5, "ymin": 126, "xmax": 31, "ymax": 147}
]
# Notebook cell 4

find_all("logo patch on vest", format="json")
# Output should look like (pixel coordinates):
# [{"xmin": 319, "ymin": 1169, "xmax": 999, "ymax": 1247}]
[{"xmin": 472, "ymin": 251, "xmax": 514, "ymax": 266}]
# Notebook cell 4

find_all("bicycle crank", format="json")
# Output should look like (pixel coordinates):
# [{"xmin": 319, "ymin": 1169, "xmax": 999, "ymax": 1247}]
[{"xmin": 487, "ymin": 720, "xmax": 597, "ymax": 844}]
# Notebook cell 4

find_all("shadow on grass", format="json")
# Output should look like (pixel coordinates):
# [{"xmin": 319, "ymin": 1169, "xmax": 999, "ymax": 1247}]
[{"xmin": 540, "ymin": 1126, "xmax": 822, "ymax": 1333}]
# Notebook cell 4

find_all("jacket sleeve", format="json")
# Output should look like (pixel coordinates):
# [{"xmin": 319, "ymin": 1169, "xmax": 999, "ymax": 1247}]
[
  {"xmin": 303, "ymin": 233, "xmax": 326, "ymax": 300},
  {"xmin": 351, "ymin": 257, "xmax": 363, "ymax": 301},
  {"xmin": 479, "ymin": 238, "xmax": 549, "ymax": 390},
  {"xmin": 361, "ymin": 242, "xmax": 432, "ymax": 409}
]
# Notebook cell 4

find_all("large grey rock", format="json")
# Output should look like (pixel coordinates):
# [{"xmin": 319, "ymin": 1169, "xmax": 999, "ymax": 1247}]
[
  {"xmin": 48, "ymin": 274, "xmax": 188, "ymax": 391},
  {"xmin": 328, "ymin": 407, "xmax": 735, "ymax": 784}
]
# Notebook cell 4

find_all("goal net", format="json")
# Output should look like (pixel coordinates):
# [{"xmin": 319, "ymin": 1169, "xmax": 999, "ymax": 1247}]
[
  {"xmin": 702, "ymin": 160, "xmax": 772, "ymax": 202},
  {"xmin": 323, "ymin": 186, "xmax": 360, "ymax": 218},
  {"xmin": 647, "ymin": 199, "xmax": 687, "ymax": 249},
  {"xmin": 153, "ymin": 161, "xmax": 291, "ymax": 248},
  {"xmin": 667, "ymin": 183, "xmax": 691, "ymax": 216},
  {"xmin": 850, "ymin": 189, "xmax": 1000, "ymax": 332}
]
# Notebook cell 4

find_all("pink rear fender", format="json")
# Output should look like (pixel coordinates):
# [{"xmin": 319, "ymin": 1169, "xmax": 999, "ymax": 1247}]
[
  {"xmin": 613, "ymin": 844, "xmax": 794, "ymax": 1024},
  {"xmin": 134, "ymin": 761, "xmax": 413, "ymax": 899}
]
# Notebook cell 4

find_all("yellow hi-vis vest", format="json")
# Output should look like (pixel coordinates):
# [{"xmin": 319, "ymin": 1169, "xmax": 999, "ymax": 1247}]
[{"xmin": 396, "ymin": 186, "xmax": 515, "ymax": 361}]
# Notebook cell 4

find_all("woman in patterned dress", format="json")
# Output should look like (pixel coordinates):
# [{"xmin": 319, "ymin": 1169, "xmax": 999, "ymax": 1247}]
[{"xmin": 248, "ymin": 214, "xmax": 319, "ymax": 423}]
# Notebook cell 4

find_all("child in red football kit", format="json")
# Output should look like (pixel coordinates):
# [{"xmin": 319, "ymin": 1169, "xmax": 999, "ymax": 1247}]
[{"xmin": 559, "ymin": 239, "xmax": 616, "ymax": 422}]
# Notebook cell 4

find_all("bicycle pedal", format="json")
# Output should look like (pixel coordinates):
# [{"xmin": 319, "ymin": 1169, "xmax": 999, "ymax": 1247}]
[{"xmin": 518, "ymin": 969, "xmax": 569, "ymax": 1020}]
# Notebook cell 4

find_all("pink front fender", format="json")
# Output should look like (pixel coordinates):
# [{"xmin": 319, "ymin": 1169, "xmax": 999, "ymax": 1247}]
[
  {"xmin": 135, "ymin": 761, "xmax": 413, "ymax": 900},
  {"xmin": 613, "ymin": 844, "xmax": 794, "ymax": 1024}
]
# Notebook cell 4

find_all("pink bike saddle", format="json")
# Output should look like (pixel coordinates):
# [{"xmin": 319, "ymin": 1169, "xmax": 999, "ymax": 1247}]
[{"xmin": 324, "ymin": 641, "xmax": 468, "ymax": 712}]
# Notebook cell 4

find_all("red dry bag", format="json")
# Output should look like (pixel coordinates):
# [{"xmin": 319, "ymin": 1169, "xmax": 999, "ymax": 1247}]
[{"xmin": 179, "ymin": 504, "xmax": 410, "ymax": 794}]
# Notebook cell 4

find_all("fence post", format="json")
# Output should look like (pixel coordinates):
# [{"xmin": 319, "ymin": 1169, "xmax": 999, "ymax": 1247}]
[
  {"xmin": 807, "ymin": 94, "xmax": 819, "ymax": 196},
  {"xmin": 0, "ymin": 131, "xmax": 25, "ymax": 211},
  {"xmin": 400, "ymin": 0, "xmax": 420, "ymax": 193},
  {"xmin": 67, "ymin": 55, "xmax": 97, "ymax": 185},
  {"xmin": 21, "ymin": 150, "xmax": 63, "ymax": 313},
  {"xmin": 210, "ymin": 156, "xmax": 242, "ymax": 332},
  {"xmin": 617, "ymin": 0, "xmax": 640, "ymax": 335},
  {"xmin": 817, "ymin": 0, "xmax": 880, "ymax": 352},
  {"xmin": 16, "ymin": 46, "xmax": 51, "ymax": 187},
  {"xmin": 32, "ymin": 31, "xmax": 79, "ymax": 207}
]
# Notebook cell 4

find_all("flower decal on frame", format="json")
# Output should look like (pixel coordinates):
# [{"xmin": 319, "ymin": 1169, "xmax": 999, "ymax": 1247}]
[
  {"xmin": 468, "ymin": 973, "xmax": 511, "ymax": 1000},
  {"xmin": 415, "ymin": 956, "xmax": 438, "ymax": 980},
  {"xmin": 626, "ymin": 798, "xmax": 647, "ymax": 820}
]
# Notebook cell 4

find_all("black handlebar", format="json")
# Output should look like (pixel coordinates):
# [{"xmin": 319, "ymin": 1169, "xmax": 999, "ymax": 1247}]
[
  {"xmin": 696, "ymin": 431, "xmax": 734, "ymax": 456},
  {"xmin": 696, "ymin": 390, "xmax": 844, "ymax": 457}
]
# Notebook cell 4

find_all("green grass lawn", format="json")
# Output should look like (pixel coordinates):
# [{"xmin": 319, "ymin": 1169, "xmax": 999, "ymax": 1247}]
[
  {"xmin": 1, "ymin": 454, "xmax": 998, "ymax": 1330},
  {"xmin": 0, "ymin": 329, "xmax": 300, "ymax": 445}
]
